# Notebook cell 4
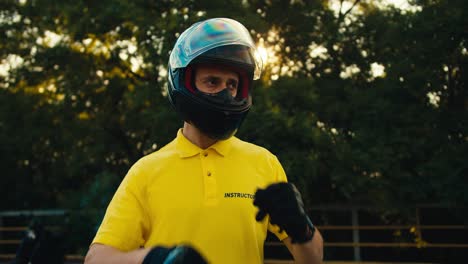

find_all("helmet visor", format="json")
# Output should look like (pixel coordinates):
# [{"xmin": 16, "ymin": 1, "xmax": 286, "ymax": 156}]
[{"xmin": 169, "ymin": 18, "xmax": 263, "ymax": 79}]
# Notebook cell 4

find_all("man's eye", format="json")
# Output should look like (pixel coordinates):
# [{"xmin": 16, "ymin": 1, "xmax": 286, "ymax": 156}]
[
  {"xmin": 227, "ymin": 81, "xmax": 238, "ymax": 90},
  {"xmin": 206, "ymin": 78, "xmax": 219, "ymax": 86}
]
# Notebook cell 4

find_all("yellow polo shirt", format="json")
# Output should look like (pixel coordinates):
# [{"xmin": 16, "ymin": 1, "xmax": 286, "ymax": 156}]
[{"xmin": 92, "ymin": 129, "xmax": 288, "ymax": 264}]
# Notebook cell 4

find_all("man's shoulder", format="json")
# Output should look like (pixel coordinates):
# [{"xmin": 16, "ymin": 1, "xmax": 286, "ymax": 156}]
[
  {"xmin": 135, "ymin": 138, "xmax": 179, "ymax": 166},
  {"xmin": 231, "ymin": 137, "xmax": 285, "ymax": 174},
  {"xmin": 231, "ymin": 137, "xmax": 276, "ymax": 158}
]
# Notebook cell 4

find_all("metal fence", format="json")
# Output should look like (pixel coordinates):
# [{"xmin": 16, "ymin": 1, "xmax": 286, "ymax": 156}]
[
  {"xmin": 1, "ymin": 206, "xmax": 467, "ymax": 263},
  {"xmin": 264, "ymin": 205, "xmax": 467, "ymax": 263}
]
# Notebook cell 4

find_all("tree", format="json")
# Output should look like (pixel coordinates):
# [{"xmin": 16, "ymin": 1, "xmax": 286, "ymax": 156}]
[{"xmin": 1, "ymin": 0, "xmax": 467, "ymax": 258}]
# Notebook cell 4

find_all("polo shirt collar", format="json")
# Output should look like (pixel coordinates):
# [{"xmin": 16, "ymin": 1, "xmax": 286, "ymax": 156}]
[
  {"xmin": 210, "ymin": 137, "xmax": 233, "ymax": 157},
  {"xmin": 176, "ymin": 129, "xmax": 233, "ymax": 158}
]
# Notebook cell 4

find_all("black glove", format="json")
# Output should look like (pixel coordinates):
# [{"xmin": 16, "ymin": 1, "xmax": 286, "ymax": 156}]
[
  {"xmin": 254, "ymin": 182, "xmax": 315, "ymax": 244},
  {"xmin": 142, "ymin": 245, "xmax": 208, "ymax": 264}
]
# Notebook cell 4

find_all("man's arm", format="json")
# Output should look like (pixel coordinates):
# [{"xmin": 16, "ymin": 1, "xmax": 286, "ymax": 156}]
[
  {"xmin": 84, "ymin": 244, "xmax": 150, "ymax": 264},
  {"xmin": 85, "ymin": 243, "xmax": 208, "ymax": 264},
  {"xmin": 283, "ymin": 228, "xmax": 324, "ymax": 264},
  {"xmin": 254, "ymin": 183, "xmax": 324, "ymax": 263}
]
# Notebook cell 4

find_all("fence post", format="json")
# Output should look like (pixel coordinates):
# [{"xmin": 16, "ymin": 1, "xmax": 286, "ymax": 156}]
[
  {"xmin": 0, "ymin": 215, "xmax": 3, "ymax": 242},
  {"xmin": 351, "ymin": 208, "xmax": 361, "ymax": 261},
  {"xmin": 415, "ymin": 207, "xmax": 423, "ymax": 244}
]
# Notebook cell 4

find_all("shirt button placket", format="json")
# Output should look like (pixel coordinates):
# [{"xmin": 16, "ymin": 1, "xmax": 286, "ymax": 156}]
[{"xmin": 201, "ymin": 150, "xmax": 217, "ymax": 203}]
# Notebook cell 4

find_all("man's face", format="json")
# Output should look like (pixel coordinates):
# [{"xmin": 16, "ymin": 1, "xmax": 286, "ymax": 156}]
[{"xmin": 195, "ymin": 65, "xmax": 239, "ymax": 97}]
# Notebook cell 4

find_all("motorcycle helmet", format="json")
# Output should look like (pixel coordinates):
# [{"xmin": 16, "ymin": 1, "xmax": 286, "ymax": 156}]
[{"xmin": 167, "ymin": 18, "xmax": 262, "ymax": 140}]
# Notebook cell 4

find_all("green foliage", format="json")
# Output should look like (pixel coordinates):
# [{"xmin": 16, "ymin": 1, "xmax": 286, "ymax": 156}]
[{"xmin": 1, "ymin": 0, "xmax": 467, "ymax": 256}]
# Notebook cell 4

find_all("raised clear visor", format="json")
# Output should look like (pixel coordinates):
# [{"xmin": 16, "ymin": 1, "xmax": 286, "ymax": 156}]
[{"xmin": 169, "ymin": 18, "xmax": 263, "ymax": 79}]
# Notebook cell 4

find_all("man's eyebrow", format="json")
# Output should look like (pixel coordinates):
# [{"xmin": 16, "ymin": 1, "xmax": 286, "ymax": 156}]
[
  {"xmin": 199, "ymin": 75, "xmax": 220, "ymax": 80},
  {"xmin": 198, "ymin": 75, "xmax": 238, "ymax": 82}
]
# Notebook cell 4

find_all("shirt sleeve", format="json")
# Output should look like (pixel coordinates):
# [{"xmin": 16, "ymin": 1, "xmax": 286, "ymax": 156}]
[
  {"xmin": 91, "ymin": 161, "xmax": 150, "ymax": 251},
  {"xmin": 266, "ymin": 154, "xmax": 289, "ymax": 241}
]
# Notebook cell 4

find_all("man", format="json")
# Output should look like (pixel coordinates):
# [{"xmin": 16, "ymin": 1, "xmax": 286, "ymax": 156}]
[
  {"xmin": 13, "ymin": 219, "xmax": 64, "ymax": 264},
  {"xmin": 85, "ymin": 18, "xmax": 323, "ymax": 264}
]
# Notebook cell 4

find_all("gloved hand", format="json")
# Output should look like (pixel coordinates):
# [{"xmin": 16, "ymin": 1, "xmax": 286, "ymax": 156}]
[
  {"xmin": 254, "ymin": 182, "xmax": 315, "ymax": 244},
  {"xmin": 142, "ymin": 245, "xmax": 208, "ymax": 264}
]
